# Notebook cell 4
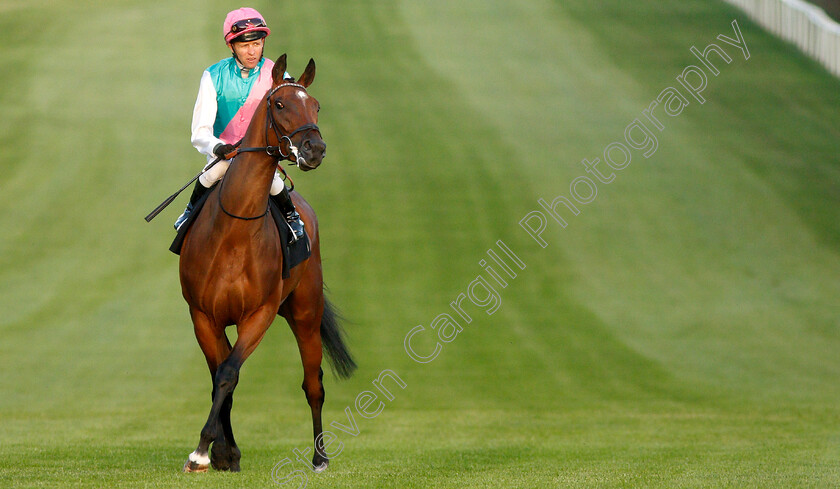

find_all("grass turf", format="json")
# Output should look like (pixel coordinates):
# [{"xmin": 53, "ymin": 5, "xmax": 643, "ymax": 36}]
[{"xmin": 0, "ymin": 0, "xmax": 838, "ymax": 487}]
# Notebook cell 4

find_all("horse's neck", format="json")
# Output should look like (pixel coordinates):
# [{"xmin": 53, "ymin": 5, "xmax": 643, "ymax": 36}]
[
  {"xmin": 224, "ymin": 153, "xmax": 275, "ymax": 201},
  {"xmin": 218, "ymin": 106, "xmax": 277, "ymax": 220}
]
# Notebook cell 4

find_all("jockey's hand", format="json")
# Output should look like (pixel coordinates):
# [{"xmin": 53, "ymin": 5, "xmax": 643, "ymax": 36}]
[{"xmin": 213, "ymin": 143, "xmax": 236, "ymax": 159}]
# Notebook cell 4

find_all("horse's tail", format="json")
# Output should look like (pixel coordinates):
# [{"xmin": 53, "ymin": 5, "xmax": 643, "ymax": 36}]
[{"xmin": 321, "ymin": 294, "xmax": 357, "ymax": 379}]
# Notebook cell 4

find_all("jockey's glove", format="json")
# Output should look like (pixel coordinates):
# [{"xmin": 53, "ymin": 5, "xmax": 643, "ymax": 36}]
[{"xmin": 213, "ymin": 143, "xmax": 236, "ymax": 159}]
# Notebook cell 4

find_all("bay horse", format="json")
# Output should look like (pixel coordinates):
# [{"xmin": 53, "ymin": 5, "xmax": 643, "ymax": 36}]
[{"xmin": 179, "ymin": 54, "xmax": 356, "ymax": 473}]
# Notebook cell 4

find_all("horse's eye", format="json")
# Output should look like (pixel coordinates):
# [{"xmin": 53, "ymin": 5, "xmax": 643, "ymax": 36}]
[{"xmin": 275, "ymin": 100, "xmax": 284, "ymax": 110}]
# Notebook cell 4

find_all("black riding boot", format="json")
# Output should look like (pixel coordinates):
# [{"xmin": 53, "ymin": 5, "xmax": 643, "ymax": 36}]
[
  {"xmin": 174, "ymin": 181, "xmax": 210, "ymax": 231},
  {"xmin": 271, "ymin": 186, "xmax": 305, "ymax": 243}
]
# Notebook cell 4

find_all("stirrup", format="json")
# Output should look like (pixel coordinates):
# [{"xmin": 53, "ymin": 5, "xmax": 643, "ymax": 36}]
[{"xmin": 285, "ymin": 211, "xmax": 305, "ymax": 243}]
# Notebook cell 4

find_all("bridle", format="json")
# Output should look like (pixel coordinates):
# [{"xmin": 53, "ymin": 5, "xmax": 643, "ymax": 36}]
[
  {"xmin": 218, "ymin": 82, "xmax": 321, "ymax": 222},
  {"xmin": 237, "ymin": 82, "xmax": 321, "ymax": 170}
]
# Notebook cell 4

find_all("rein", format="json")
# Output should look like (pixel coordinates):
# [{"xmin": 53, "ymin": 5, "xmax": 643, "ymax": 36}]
[
  {"xmin": 217, "ymin": 173, "xmax": 269, "ymax": 221},
  {"xmin": 217, "ymin": 82, "xmax": 319, "ymax": 222}
]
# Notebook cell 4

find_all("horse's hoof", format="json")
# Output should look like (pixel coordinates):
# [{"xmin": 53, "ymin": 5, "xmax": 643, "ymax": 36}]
[
  {"xmin": 210, "ymin": 452, "xmax": 231, "ymax": 471},
  {"xmin": 313, "ymin": 461, "xmax": 329, "ymax": 473},
  {"xmin": 184, "ymin": 451, "xmax": 211, "ymax": 473},
  {"xmin": 183, "ymin": 460, "xmax": 210, "ymax": 473},
  {"xmin": 211, "ymin": 442, "xmax": 240, "ymax": 471}
]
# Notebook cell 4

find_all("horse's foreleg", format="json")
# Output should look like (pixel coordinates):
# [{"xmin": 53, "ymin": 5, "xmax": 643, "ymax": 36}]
[
  {"xmin": 184, "ymin": 310, "xmax": 235, "ymax": 473},
  {"xmin": 189, "ymin": 305, "xmax": 276, "ymax": 471}
]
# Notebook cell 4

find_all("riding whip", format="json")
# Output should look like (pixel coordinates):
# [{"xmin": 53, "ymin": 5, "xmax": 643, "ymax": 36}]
[{"xmin": 144, "ymin": 145, "xmax": 240, "ymax": 222}]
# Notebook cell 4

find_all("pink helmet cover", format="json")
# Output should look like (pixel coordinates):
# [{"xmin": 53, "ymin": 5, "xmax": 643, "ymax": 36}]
[{"xmin": 223, "ymin": 7, "xmax": 271, "ymax": 44}]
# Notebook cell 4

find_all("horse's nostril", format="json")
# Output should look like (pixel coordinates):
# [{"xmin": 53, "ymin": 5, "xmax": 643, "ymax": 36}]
[{"xmin": 302, "ymin": 139, "xmax": 326, "ymax": 158}]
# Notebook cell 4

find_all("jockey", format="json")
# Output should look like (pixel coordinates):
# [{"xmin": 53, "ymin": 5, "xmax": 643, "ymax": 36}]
[{"xmin": 175, "ymin": 7, "xmax": 305, "ymax": 243}]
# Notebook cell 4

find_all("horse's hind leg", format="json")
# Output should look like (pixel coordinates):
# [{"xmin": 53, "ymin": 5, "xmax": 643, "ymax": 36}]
[
  {"xmin": 215, "ymin": 387, "xmax": 241, "ymax": 471},
  {"xmin": 281, "ymin": 287, "xmax": 329, "ymax": 472}
]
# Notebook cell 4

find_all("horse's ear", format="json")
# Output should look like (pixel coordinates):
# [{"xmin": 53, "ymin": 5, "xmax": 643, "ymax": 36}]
[
  {"xmin": 298, "ymin": 58, "xmax": 316, "ymax": 88},
  {"xmin": 272, "ymin": 54, "xmax": 288, "ymax": 84}
]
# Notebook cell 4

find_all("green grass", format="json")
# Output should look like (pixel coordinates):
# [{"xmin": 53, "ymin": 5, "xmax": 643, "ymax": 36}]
[{"xmin": 1, "ymin": 0, "xmax": 839, "ymax": 487}]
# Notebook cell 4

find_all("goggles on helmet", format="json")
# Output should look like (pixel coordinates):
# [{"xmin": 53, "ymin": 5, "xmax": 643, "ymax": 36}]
[{"xmin": 229, "ymin": 18, "xmax": 266, "ymax": 35}]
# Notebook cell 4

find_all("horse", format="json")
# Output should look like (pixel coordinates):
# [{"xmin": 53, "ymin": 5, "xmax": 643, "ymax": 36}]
[{"xmin": 178, "ymin": 54, "xmax": 356, "ymax": 473}]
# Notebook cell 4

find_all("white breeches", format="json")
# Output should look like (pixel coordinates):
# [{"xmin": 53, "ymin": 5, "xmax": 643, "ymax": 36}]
[{"xmin": 198, "ymin": 158, "xmax": 286, "ymax": 196}]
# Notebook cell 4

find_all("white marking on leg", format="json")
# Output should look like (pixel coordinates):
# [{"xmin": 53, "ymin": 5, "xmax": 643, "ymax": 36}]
[{"xmin": 189, "ymin": 450, "xmax": 211, "ymax": 466}]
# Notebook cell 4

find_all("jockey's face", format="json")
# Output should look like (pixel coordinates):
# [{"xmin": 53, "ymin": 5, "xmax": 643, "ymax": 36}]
[{"xmin": 231, "ymin": 39, "xmax": 265, "ymax": 71}]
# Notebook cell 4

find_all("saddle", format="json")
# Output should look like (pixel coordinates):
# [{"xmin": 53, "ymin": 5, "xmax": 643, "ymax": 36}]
[{"xmin": 169, "ymin": 188, "xmax": 311, "ymax": 279}]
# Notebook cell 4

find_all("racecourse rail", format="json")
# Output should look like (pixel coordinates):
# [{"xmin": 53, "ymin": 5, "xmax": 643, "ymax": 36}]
[{"xmin": 724, "ymin": 0, "xmax": 840, "ymax": 76}]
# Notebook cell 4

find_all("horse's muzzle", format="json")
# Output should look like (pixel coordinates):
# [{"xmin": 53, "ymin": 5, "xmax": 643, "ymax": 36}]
[{"xmin": 299, "ymin": 138, "xmax": 326, "ymax": 171}]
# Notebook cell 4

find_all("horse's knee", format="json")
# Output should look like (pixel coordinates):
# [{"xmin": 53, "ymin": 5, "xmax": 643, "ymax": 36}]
[{"xmin": 215, "ymin": 362, "xmax": 240, "ymax": 392}]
